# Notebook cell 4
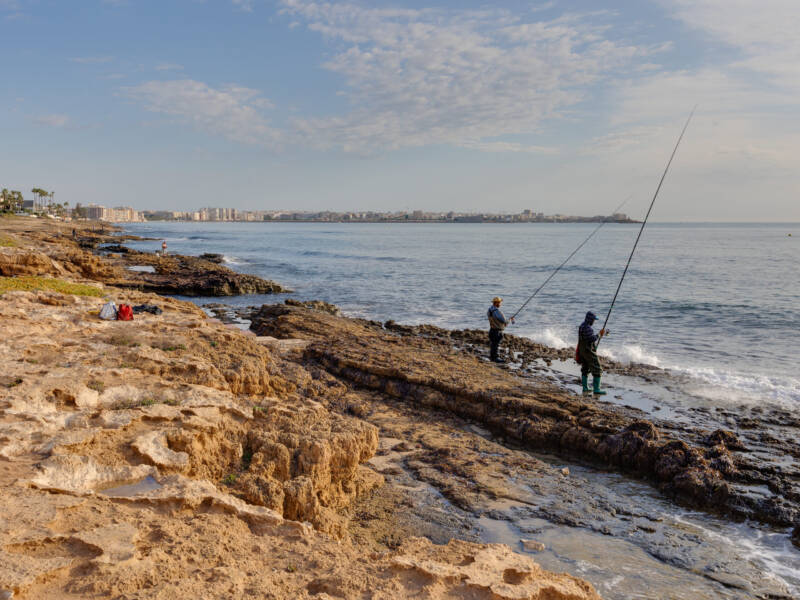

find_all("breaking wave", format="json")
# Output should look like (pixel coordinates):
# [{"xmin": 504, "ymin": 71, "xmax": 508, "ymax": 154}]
[{"xmin": 600, "ymin": 343, "xmax": 800, "ymax": 408}]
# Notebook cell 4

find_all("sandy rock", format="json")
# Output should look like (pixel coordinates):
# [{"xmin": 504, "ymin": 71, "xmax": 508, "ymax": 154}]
[
  {"xmin": 392, "ymin": 538, "xmax": 601, "ymax": 600},
  {"xmin": 0, "ymin": 248, "xmax": 59, "ymax": 276},
  {"xmin": 73, "ymin": 523, "xmax": 139, "ymax": 564},
  {"xmin": 96, "ymin": 409, "xmax": 137, "ymax": 429},
  {"xmin": 108, "ymin": 473, "xmax": 308, "ymax": 535},
  {"xmin": 30, "ymin": 454, "xmax": 158, "ymax": 495},
  {"xmin": 132, "ymin": 430, "xmax": 190, "ymax": 470},
  {"xmin": 521, "ymin": 539, "xmax": 546, "ymax": 552}
]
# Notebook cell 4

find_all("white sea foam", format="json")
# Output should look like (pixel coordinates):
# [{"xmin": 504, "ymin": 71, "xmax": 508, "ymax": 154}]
[
  {"xmin": 672, "ymin": 365, "xmax": 800, "ymax": 407},
  {"xmin": 599, "ymin": 344, "xmax": 662, "ymax": 367},
  {"xmin": 223, "ymin": 255, "xmax": 245, "ymax": 265},
  {"xmin": 598, "ymin": 342, "xmax": 800, "ymax": 408},
  {"xmin": 528, "ymin": 328, "xmax": 571, "ymax": 349}
]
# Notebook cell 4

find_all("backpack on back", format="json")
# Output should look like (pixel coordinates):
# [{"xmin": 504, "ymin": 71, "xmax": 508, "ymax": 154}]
[
  {"xmin": 99, "ymin": 301, "xmax": 118, "ymax": 320},
  {"xmin": 117, "ymin": 304, "xmax": 134, "ymax": 321}
]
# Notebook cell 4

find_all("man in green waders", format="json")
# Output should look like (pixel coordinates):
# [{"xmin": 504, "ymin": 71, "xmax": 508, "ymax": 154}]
[{"xmin": 578, "ymin": 311, "xmax": 607, "ymax": 396}]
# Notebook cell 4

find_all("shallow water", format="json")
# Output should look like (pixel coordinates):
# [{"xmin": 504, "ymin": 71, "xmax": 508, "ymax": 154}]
[
  {"xmin": 123, "ymin": 221, "xmax": 800, "ymax": 412},
  {"xmin": 99, "ymin": 475, "xmax": 162, "ymax": 497}
]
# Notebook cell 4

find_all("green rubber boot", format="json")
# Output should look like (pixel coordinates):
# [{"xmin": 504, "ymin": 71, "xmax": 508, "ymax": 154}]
[
  {"xmin": 592, "ymin": 375, "xmax": 607, "ymax": 396},
  {"xmin": 581, "ymin": 375, "xmax": 591, "ymax": 396}
]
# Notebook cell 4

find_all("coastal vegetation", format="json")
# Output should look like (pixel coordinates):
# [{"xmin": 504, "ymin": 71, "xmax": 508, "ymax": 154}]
[
  {"xmin": 0, "ymin": 234, "xmax": 18, "ymax": 247},
  {"xmin": 0, "ymin": 189, "xmax": 24, "ymax": 213},
  {"xmin": 0, "ymin": 275, "xmax": 104, "ymax": 297}
]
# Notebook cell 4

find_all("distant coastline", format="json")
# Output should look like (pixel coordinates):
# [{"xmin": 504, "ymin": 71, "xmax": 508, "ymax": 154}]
[{"xmin": 138, "ymin": 208, "xmax": 640, "ymax": 224}]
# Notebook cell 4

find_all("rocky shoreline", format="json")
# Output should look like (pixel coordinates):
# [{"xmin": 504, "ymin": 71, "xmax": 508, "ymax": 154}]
[
  {"xmin": 0, "ymin": 217, "xmax": 603, "ymax": 599},
  {"xmin": 1, "ymin": 217, "xmax": 797, "ymax": 599}
]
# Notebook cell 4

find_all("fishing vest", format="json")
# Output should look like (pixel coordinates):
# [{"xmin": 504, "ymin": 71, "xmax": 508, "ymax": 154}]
[{"xmin": 488, "ymin": 306, "xmax": 507, "ymax": 330}]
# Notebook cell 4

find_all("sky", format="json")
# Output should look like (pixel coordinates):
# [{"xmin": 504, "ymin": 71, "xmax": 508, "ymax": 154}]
[{"xmin": 1, "ymin": 0, "xmax": 799, "ymax": 221}]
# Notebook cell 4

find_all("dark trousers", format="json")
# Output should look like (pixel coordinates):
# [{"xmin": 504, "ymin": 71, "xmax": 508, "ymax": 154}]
[
  {"xmin": 578, "ymin": 342, "xmax": 602, "ymax": 377},
  {"xmin": 489, "ymin": 328, "xmax": 503, "ymax": 361}
]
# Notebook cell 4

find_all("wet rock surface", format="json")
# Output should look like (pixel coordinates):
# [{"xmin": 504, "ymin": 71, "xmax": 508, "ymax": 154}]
[
  {"xmin": 250, "ymin": 303, "xmax": 799, "ymax": 531},
  {"xmin": 249, "ymin": 303, "xmax": 800, "ymax": 598},
  {"xmin": 103, "ymin": 246, "xmax": 290, "ymax": 296}
]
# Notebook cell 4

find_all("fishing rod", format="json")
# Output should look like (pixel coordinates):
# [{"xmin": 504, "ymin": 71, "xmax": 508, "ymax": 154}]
[
  {"xmin": 597, "ymin": 107, "xmax": 696, "ymax": 347},
  {"xmin": 510, "ymin": 195, "xmax": 632, "ymax": 321}
]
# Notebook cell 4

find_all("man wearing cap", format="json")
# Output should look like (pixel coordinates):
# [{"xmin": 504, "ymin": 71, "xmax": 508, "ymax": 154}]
[
  {"xmin": 578, "ymin": 311, "xmax": 607, "ymax": 396},
  {"xmin": 487, "ymin": 297, "xmax": 514, "ymax": 363}
]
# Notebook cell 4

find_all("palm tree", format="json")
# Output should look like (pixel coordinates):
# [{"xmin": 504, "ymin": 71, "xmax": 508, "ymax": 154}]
[{"xmin": 11, "ymin": 191, "xmax": 23, "ymax": 212}]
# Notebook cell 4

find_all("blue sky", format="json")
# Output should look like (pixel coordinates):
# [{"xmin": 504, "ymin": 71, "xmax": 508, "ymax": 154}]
[{"xmin": 2, "ymin": 0, "xmax": 799, "ymax": 221}]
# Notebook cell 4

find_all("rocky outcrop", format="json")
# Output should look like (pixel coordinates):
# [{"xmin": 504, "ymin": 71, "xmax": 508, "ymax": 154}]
[
  {"xmin": 0, "ymin": 220, "xmax": 288, "ymax": 297},
  {"xmin": 284, "ymin": 298, "xmax": 341, "ymax": 315},
  {"xmin": 103, "ymin": 246, "xmax": 290, "ymax": 296},
  {"xmin": 234, "ymin": 398, "xmax": 381, "ymax": 536},
  {"xmin": 0, "ymin": 247, "xmax": 59, "ymax": 277},
  {"xmin": 390, "ymin": 538, "xmax": 601, "ymax": 600}
]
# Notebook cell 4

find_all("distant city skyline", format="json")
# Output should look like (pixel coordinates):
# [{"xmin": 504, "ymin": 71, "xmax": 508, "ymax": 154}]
[{"xmin": 2, "ymin": 1, "xmax": 800, "ymax": 222}]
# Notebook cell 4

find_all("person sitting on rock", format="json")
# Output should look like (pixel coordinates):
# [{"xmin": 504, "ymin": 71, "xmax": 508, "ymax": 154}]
[
  {"xmin": 487, "ymin": 297, "xmax": 514, "ymax": 363},
  {"xmin": 578, "ymin": 311, "xmax": 607, "ymax": 396}
]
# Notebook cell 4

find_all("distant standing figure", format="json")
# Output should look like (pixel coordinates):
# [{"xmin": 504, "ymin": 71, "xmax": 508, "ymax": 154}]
[
  {"xmin": 72, "ymin": 228, "xmax": 77, "ymax": 240},
  {"xmin": 578, "ymin": 311, "xmax": 607, "ymax": 396},
  {"xmin": 487, "ymin": 297, "xmax": 514, "ymax": 363},
  {"xmin": 161, "ymin": 240, "xmax": 168, "ymax": 255}
]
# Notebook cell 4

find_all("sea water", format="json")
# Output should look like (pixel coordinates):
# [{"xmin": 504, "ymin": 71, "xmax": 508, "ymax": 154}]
[{"xmin": 123, "ymin": 221, "xmax": 799, "ymax": 410}]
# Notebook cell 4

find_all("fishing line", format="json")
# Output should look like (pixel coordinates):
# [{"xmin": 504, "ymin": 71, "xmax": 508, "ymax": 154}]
[
  {"xmin": 597, "ymin": 106, "xmax": 696, "ymax": 347},
  {"xmin": 510, "ymin": 195, "xmax": 632, "ymax": 321}
]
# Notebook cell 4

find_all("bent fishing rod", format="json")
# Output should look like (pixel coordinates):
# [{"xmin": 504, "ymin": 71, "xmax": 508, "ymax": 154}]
[
  {"xmin": 509, "ymin": 195, "xmax": 632, "ymax": 321},
  {"xmin": 596, "ymin": 107, "xmax": 696, "ymax": 347}
]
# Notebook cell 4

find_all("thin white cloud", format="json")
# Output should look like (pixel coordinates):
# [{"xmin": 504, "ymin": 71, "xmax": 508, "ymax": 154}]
[
  {"xmin": 588, "ymin": 1, "xmax": 800, "ymax": 185},
  {"xmin": 70, "ymin": 56, "xmax": 114, "ymax": 64},
  {"xmin": 663, "ymin": 0, "xmax": 800, "ymax": 89},
  {"xmin": 281, "ymin": 0, "xmax": 660, "ymax": 153},
  {"xmin": 123, "ymin": 79, "xmax": 281, "ymax": 146},
  {"xmin": 32, "ymin": 114, "xmax": 72, "ymax": 128}
]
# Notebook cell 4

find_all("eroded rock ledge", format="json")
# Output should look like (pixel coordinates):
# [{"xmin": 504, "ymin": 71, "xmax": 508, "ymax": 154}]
[
  {"xmin": 251, "ymin": 303, "xmax": 799, "ymax": 529},
  {"xmin": 102, "ymin": 246, "xmax": 291, "ymax": 296}
]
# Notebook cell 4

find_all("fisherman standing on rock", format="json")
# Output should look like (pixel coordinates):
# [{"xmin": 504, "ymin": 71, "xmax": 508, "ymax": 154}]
[
  {"xmin": 487, "ymin": 297, "xmax": 514, "ymax": 363},
  {"xmin": 577, "ymin": 311, "xmax": 607, "ymax": 396}
]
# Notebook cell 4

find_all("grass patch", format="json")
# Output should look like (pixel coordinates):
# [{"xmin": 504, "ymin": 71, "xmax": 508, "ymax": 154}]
[
  {"xmin": 112, "ymin": 396, "xmax": 178, "ymax": 410},
  {"xmin": 87, "ymin": 380, "xmax": 105, "ymax": 392},
  {"xmin": 222, "ymin": 473, "xmax": 238, "ymax": 486},
  {"xmin": 0, "ymin": 276, "xmax": 104, "ymax": 297},
  {"xmin": 161, "ymin": 344, "xmax": 186, "ymax": 352},
  {"xmin": 241, "ymin": 448, "xmax": 254, "ymax": 471},
  {"xmin": 0, "ymin": 235, "xmax": 18, "ymax": 247},
  {"xmin": 108, "ymin": 334, "xmax": 139, "ymax": 347}
]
